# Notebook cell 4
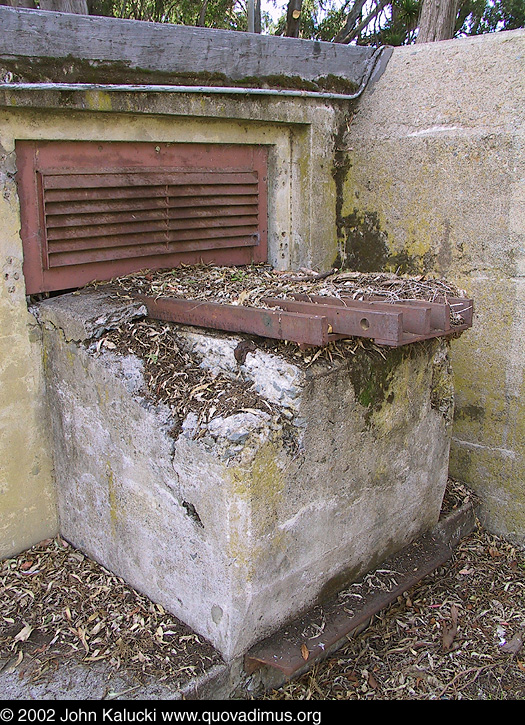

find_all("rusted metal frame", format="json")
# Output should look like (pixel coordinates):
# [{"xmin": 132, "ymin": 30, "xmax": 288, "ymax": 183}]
[
  {"xmin": 289, "ymin": 293, "xmax": 432, "ymax": 336},
  {"xmin": 245, "ymin": 535, "xmax": 455, "ymax": 677},
  {"xmin": 340, "ymin": 296, "xmax": 432, "ymax": 334},
  {"xmin": 17, "ymin": 140, "xmax": 270, "ymax": 294},
  {"xmin": 48, "ymin": 235, "xmax": 261, "ymax": 268},
  {"xmin": 292, "ymin": 292, "xmax": 473, "ymax": 333},
  {"xmin": 446, "ymin": 297, "xmax": 474, "ymax": 327},
  {"xmin": 137, "ymin": 296, "xmax": 335, "ymax": 347},
  {"xmin": 261, "ymin": 297, "xmax": 404, "ymax": 346},
  {"xmin": 366, "ymin": 296, "xmax": 473, "ymax": 330},
  {"xmin": 138, "ymin": 293, "xmax": 473, "ymax": 349}
]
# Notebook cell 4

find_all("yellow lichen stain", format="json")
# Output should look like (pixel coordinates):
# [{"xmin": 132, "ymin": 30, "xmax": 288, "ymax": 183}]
[
  {"xmin": 85, "ymin": 91, "xmax": 113, "ymax": 112},
  {"xmin": 95, "ymin": 381, "xmax": 109, "ymax": 406},
  {"xmin": 41, "ymin": 340, "xmax": 49, "ymax": 374},
  {"xmin": 369, "ymin": 349, "xmax": 430, "ymax": 435},
  {"xmin": 226, "ymin": 442, "xmax": 286, "ymax": 579}
]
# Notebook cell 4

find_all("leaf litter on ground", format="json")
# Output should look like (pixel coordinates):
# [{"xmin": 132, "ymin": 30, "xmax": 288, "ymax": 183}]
[{"xmin": 1, "ymin": 480, "xmax": 523, "ymax": 700}]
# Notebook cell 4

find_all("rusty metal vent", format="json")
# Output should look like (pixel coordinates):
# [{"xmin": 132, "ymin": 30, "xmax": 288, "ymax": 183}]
[{"xmin": 16, "ymin": 141, "xmax": 268, "ymax": 295}]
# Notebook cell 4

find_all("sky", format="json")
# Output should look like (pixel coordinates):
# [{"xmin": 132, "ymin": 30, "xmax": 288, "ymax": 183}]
[{"xmin": 260, "ymin": 1, "xmax": 281, "ymax": 22}]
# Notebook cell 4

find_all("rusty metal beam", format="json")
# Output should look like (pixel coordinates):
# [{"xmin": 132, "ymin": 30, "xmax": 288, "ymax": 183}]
[
  {"xmin": 382, "ymin": 298, "xmax": 450, "ymax": 332},
  {"xmin": 289, "ymin": 293, "xmax": 432, "ymax": 336},
  {"xmin": 245, "ymin": 502, "xmax": 478, "ymax": 679},
  {"xmin": 138, "ymin": 293, "xmax": 473, "ymax": 349},
  {"xmin": 137, "ymin": 295, "xmax": 334, "ymax": 347},
  {"xmin": 261, "ymin": 297, "xmax": 404, "ymax": 346}
]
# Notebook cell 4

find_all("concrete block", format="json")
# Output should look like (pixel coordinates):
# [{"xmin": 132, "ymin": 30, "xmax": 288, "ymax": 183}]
[{"xmin": 39, "ymin": 289, "xmax": 454, "ymax": 660}]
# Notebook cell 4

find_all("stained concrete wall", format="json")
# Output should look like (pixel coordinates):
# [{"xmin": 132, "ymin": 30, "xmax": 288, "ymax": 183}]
[
  {"xmin": 0, "ymin": 84, "xmax": 354, "ymax": 557},
  {"xmin": 1, "ymin": 15, "xmax": 524, "ymax": 558},
  {"xmin": 37, "ymin": 289, "xmax": 455, "ymax": 659},
  {"xmin": 0, "ymin": 143, "xmax": 57, "ymax": 557},
  {"xmin": 344, "ymin": 30, "xmax": 525, "ymax": 546}
]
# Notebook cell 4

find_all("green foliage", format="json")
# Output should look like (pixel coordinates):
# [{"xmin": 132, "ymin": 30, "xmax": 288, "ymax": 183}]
[
  {"xmin": 87, "ymin": 0, "xmax": 525, "ymax": 43},
  {"xmin": 87, "ymin": 0, "xmax": 247, "ymax": 29},
  {"xmin": 367, "ymin": 0, "xmax": 421, "ymax": 45},
  {"xmin": 457, "ymin": 0, "xmax": 525, "ymax": 34}
]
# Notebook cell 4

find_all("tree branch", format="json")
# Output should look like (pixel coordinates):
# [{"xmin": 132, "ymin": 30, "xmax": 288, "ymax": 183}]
[
  {"xmin": 333, "ymin": 0, "xmax": 369, "ymax": 43},
  {"xmin": 339, "ymin": 0, "xmax": 390, "ymax": 43}
]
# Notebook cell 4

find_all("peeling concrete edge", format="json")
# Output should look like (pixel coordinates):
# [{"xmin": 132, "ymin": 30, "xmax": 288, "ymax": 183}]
[{"xmin": 33, "ymin": 290, "xmax": 147, "ymax": 343}]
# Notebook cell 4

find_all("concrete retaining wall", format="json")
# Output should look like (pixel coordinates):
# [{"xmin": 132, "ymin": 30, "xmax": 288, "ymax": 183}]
[
  {"xmin": 344, "ymin": 30, "xmax": 525, "ymax": 546},
  {"xmin": 0, "ymin": 142, "xmax": 57, "ymax": 557},
  {"xmin": 0, "ymin": 85, "xmax": 350, "ymax": 557}
]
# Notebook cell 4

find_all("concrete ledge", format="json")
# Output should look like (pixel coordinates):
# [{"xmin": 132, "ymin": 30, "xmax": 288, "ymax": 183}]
[
  {"xmin": 0, "ymin": 501, "xmax": 477, "ymax": 700},
  {"xmin": 0, "ymin": 6, "xmax": 376, "ymax": 88},
  {"xmin": 38, "ymin": 288, "xmax": 456, "ymax": 661}
]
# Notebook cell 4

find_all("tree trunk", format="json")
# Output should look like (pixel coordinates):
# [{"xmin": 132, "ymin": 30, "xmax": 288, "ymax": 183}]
[
  {"xmin": 333, "ymin": 0, "xmax": 367, "ymax": 43},
  {"xmin": 197, "ymin": 0, "xmax": 208, "ymax": 27},
  {"xmin": 338, "ymin": 0, "xmax": 390, "ymax": 44},
  {"xmin": 416, "ymin": 0, "xmax": 459, "ymax": 43},
  {"xmin": 0, "ymin": 0, "xmax": 36, "ymax": 7},
  {"xmin": 38, "ymin": 0, "xmax": 89, "ymax": 13},
  {"xmin": 254, "ymin": 0, "xmax": 261, "ymax": 33},
  {"xmin": 285, "ymin": 0, "xmax": 302, "ymax": 38}
]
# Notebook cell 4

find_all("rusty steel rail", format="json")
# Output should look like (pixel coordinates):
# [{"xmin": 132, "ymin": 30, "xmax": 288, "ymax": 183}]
[
  {"xmin": 137, "ymin": 295, "xmax": 337, "ymax": 347},
  {"xmin": 136, "ymin": 293, "xmax": 473, "ymax": 348}
]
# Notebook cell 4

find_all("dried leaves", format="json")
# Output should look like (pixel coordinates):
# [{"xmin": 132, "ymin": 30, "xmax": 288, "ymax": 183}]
[
  {"xmin": 95, "ymin": 319, "xmax": 279, "ymax": 437},
  {"xmin": 1, "ymin": 495, "xmax": 523, "ymax": 700},
  {"xmin": 0, "ymin": 537, "xmax": 221, "ymax": 686},
  {"xmin": 90, "ymin": 264, "xmax": 467, "ymax": 422},
  {"xmin": 102, "ymin": 264, "xmax": 465, "ymax": 310},
  {"xmin": 261, "ymin": 524, "xmax": 525, "ymax": 701}
]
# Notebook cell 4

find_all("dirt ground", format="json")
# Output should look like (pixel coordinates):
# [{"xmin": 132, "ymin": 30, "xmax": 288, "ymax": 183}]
[{"xmin": 1, "ymin": 484, "xmax": 524, "ymax": 701}]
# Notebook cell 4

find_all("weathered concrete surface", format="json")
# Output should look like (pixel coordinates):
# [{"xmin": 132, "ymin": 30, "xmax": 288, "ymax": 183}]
[
  {"xmin": 0, "ymin": 140, "xmax": 57, "ymax": 558},
  {"xmin": 0, "ymin": 501, "xmax": 477, "ymax": 700},
  {"xmin": 38, "ymin": 290, "xmax": 454, "ymax": 660},
  {"xmin": 0, "ymin": 6, "xmax": 376, "ymax": 90},
  {"xmin": 343, "ymin": 30, "xmax": 525, "ymax": 546},
  {"xmin": 0, "ymin": 95, "xmax": 348, "ymax": 273}
]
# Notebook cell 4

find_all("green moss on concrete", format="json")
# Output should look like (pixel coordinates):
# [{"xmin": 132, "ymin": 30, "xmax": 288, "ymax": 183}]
[
  {"xmin": 346, "ymin": 340, "xmax": 452, "ymax": 432},
  {"xmin": 334, "ymin": 209, "xmax": 389, "ymax": 272},
  {"xmin": 333, "ymin": 205, "xmax": 439, "ymax": 274},
  {"xmin": 347, "ymin": 345, "xmax": 407, "ymax": 427},
  {"xmin": 0, "ymin": 56, "xmax": 358, "ymax": 94}
]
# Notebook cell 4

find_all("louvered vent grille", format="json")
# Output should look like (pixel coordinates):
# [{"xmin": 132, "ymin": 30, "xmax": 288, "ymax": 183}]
[
  {"xmin": 16, "ymin": 142, "xmax": 268, "ymax": 294},
  {"xmin": 42, "ymin": 171, "xmax": 261, "ymax": 268}
]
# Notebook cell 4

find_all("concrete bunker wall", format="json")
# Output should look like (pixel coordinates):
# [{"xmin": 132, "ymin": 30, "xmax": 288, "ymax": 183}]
[
  {"xmin": 0, "ymin": 100, "xmax": 352, "ymax": 559},
  {"xmin": 0, "ymin": 9, "xmax": 371, "ymax": 557},
  {"xmin": 36, "ymin": 288, "xmax": 454, "ymax": 660},
  {"xmin": 0, "ymin": 10, "xmax": 523, "ymax": 562},
  {"xmin": 344, "ymin": 29, "xmax": 525, "ymax": 546}
]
